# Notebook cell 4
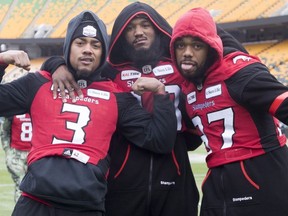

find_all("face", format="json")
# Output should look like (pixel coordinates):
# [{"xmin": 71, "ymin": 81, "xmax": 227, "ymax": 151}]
[
  {"xmin": 174, "ymin": 36, "xmax": 209, "ymax": 80},
  {"xmin": 124, "ymin": 17, "xmax": 156, "ymax": 51},
  {"xmin": 69, "ymin": 37, "xmax": 102, "ymax": 78}
]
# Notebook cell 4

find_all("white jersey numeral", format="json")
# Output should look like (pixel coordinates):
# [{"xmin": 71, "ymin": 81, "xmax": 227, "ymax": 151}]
[
  {"xmin": 192, "ymin": 108, "xmax": 235, "ymax": 154},
  {"xmin": 52, "ymin": 103, "xmax": 91, "ymax": 144},
  {"xmin": 21, "ymin": 122, "xmax": 32, "ymax": 142},
  {"xmin": 165, "ymin": 85, "xmax": 182, "ymax": 130}
]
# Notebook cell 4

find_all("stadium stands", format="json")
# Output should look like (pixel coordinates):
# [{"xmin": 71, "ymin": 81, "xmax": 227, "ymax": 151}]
[
  {"xmin": 0, "ymin": 0, "xmax": 46, "ymax": 38},
  {"xmin": 5, "ymin": 57, "xmax": 46, "ymax": 74},
  {"xmin": 1, "ymin": 0, "xmax": 287, "ymax": 37},
  {"xmin": 49, "ymin": 0, "xmax": 108, "ymax": 38},
  {"xmin": 218, "ymin": 0, "xmax": 286, "ymax": 23},
  {"xmin": 0, "ymin": 0, "xmax": 288, "ymax": 84},
  {"xmin": 245, "ymin": 39, "xmax": 288, "ymax": 84}
]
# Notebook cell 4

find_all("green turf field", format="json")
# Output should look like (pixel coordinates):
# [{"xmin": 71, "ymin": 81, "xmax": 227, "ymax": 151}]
[
  {"xmin": 0, "ymin": 148, "xmax": 14, "ymax": 216},
  {"xmin": 0, "ymin": 146, "xmax": 208, "ymax": 216}
]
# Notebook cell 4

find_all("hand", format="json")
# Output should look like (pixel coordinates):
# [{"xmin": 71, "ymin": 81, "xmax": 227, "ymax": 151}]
[
  {"xmin": 52, "ymin": 65, "xmax": 83, "ymax": 102},
  {"xmin": 0, "ymin": 50, "xmax": 31, "ymax": 71},
  {"xmin": 132, "ymin": 77, "xmax": 166, "ymax": 95}
]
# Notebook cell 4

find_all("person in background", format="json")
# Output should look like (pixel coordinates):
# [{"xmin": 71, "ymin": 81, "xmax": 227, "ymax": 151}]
[
  {"xmin": 0, "ymin": 50, "xmax": 31, "ymax": 202},
  {"xmin": 0, "ymin": 68, "xmax": 32, "ymax": 202},
  {"xmin": 0, "ymin": 10, "xmax": 177, "ymax": 216},
  {"xmin": 170, "ymin": 7, "xmax": 288, "ymax": 216}
]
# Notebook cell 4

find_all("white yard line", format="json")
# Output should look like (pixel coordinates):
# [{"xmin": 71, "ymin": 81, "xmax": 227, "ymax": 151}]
[{"xmin": 188, "ymin": 152, "xmax": 206, "ymax": 163}]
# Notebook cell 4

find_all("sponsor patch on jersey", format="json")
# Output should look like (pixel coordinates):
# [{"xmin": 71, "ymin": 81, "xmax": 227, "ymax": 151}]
[
  {"xmin": 153, "ymin": 65, "xmax": 174, "ymax": 76},
  {"xmin": 187, "ymin": 91, "xmax": 196, "ymax": 104},
  {"xmin": 232, "ymin": 55, "xmax": 252, "ymax": 64},
  {"xmin": 121, "ymin": 70, "xmax": 141, "ymax": 80},
  {"xmin": 142, "ymin": 65, "xmax": 152, "ymax": 74},
  {"xmin": 87, "ymin": 89, "xmax": 110, "ymax": 100},
  {"xmin": 205, "ymin": 84, "xmax": 221, "ymax": 99}
]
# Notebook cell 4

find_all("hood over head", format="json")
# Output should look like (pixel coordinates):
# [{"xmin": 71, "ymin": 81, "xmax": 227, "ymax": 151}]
[
  {"xmin": 63, "ymin": 10, "xmax": 109, "ymax": 79},
  {"xmin": 107, "ymin": 1, "xmax": 172, "ymax": 67},
  {"xmin": 170, "ymin": 7, "xmax": 223, "ymax": 77}
]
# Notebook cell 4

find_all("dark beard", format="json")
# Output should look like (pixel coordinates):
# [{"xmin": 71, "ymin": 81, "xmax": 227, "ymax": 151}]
[
  {"xmin": 123, "ymin": 35, "xmax": 163, "ymax": 69},
  {"xmin": 76, "ymin": 69, "xmax": 89, "ymax": 78},
  {"xmin": 180, "ymin": 64, "xmax": 208, "ymax": 85},
  {"xmin": 184, "ymin": 47, "xmax": 218, "ymax": 85},
  {"xmin": 130, "ymin": 47, "xmax": 158, "ymax": 67}
]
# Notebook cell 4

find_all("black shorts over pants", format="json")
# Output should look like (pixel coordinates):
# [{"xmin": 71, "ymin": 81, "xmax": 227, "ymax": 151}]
[
  {"xmin": 12, "ymin": 196, "xmax": 105, "ymax": 216},
  {"xmin": 200, "ymin": 146, "xmax": 288, "ymax": 216}
]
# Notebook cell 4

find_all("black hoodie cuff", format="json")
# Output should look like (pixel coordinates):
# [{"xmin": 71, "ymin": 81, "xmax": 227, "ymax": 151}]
[
  {"xmin": 0, "ymin": 64, "xmax": 8, "ymax": 82},
  {"xmin": 40, "ymin": 56, "xmax": 66, "ymax": 74},
  {"xmin": 217, "ymin": 25, "xmax": 248, "ymax": 55}
]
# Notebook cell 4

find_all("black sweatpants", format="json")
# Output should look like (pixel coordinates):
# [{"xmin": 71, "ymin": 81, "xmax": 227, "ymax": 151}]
[
  {"xmin": 12, "ymin": 196, "xmax": 105, "ymax": 216},
  {"xmin": 200, "ymin": 146, "xmax": 288, "ymax": 216}
]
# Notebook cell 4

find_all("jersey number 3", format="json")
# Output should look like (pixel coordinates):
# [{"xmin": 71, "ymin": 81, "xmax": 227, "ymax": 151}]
[{"xmin": 52, "ymin": 103, "xmax": 91, "ymax": 144}]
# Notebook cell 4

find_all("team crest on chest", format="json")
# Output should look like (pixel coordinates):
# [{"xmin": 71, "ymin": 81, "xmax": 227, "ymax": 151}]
[
  {"xmin": 142, "ymin": 65, "xmax": 152, "ymax": 74},
  {"xmin": 87, "ymin": 89, "xmax": 110, "ymax": 100},
  {"xmin": 121, "ymin": 70, "xmax": 141, "ymax": 80},
  {"xmin": 205, "ymin": 84, "xmax": 222, "ymax": 99},
  {"xmin": 153, "ymin": 65, "xmax": 174, "ymax": 76},
  {"xmin": 187, "ymin": 91, "xmax": 196, "ymax": 104},
  {"xmin": 78, "ymin": 80, "xmax": 87, "ymax": 88}
]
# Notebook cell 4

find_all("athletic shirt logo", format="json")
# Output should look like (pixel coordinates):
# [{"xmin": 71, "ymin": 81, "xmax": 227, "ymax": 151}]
[
  {"xmin": 153, "ymin": 65, "xmax": 174, "ymax": 76},
  {"xmin": 142, "ymin": 65, "xmax": 152, "ymax": 74},
  {"xmin": 205, "ymin": 84, "xmax": 222, "ymax": 99},
  {"xmin": 121, "ymin": 70, "xmax": 141, "ymax": 80},
  {"xmin": 187, "ymin": 91, "xmax": 196, "ymax": 104}
]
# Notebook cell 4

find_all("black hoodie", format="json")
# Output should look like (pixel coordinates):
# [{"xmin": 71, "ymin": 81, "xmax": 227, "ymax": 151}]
[
  {"xmin": 0, "ymin": 10, "xmax": 177, "ymax": 215},
  {"xmin": 42, "ymin": 10, "xmax": 109, "ymax": 82},
  {"xmin": 63, "ymin": 10, "xmax": 108, "ymax": 78},
  {"xmin": 103, "ymin": 2, "xmax": 202, "ymax": 216}
]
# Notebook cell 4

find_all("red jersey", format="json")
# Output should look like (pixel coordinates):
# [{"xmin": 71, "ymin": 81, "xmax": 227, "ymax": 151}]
[
  {"xmin": 10, "ymin": 113, "xmax": 32, "ymax": 151},
  {"xmin": 0, "ymin": 70, "xmax": 176, "ymax": 210},
  {"xmin": 182, "ymin": 52, "xmax": 287, "ymax": 168},
  {"xmin": 28, "ymin": 74, "xmax": 119, "ymax": 165},
  {"xmin": 113, "ymin": 60, "xmax": 185, "ymax": 131}
]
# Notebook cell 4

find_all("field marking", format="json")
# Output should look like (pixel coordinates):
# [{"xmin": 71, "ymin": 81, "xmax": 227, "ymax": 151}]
[
  {"xmin": 0, "ymin": 184, "xmax": 13, "ymax": 187},
  {"xmin": 188, "ymin": 152, "xmax": 206, "ymax": 163}
]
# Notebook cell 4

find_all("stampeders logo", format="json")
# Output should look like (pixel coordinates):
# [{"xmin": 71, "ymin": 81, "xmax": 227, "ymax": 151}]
[
  {"xmin": 83, "ymin": 25, "xmax": 97, "ymax": 38},
  {"xmin": 232, "ymin": 196, "xmax": 253, "ymax": 202},
  {"xmin": 233, "ymin": 55, "xmax": 252, "ymax": 64},
  {"xmin": 82, "ymin": 25, "xmax": 97, "ymax": 37},
  {"xmin": 192, "ymin": 101, "xmax": 215, "ymax": 111}
]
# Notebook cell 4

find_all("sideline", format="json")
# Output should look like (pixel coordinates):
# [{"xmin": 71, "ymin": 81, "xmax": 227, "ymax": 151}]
[{"xmin": 188, "ymin": 152, "xmax": 206, "ymax": 163}]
